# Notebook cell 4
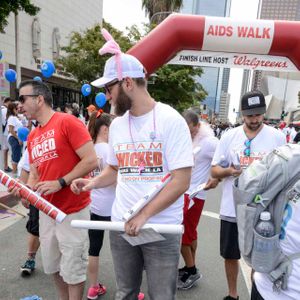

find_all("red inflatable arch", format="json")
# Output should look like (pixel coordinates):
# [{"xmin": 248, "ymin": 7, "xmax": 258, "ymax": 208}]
[{"xmin": 127, "ymin": 14, "xmax": 300, "ymax": 75}]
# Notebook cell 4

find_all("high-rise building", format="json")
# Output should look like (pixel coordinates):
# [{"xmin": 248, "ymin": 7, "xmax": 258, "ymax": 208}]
[
  {"xmin": 182, "ymin": 0, "xmax": 231, "ymax": 119},
  {"xmin": 218, "ymin": 92, "xmax": 230, "ymax": 122},
  {"xmin": 251, "ymin": 0, "xmax": 300, "ymax": 91}
]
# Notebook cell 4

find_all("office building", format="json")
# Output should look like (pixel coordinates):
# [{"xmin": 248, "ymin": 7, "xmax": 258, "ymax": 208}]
[{"xmin": 182, "ymin": 0, "xmax": 231, "ymax": 120}]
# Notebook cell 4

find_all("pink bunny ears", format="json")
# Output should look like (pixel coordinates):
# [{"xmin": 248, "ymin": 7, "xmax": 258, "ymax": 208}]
[{"xmin": 99, "ymin": 28, "xmax": 123, "ymax": 81}]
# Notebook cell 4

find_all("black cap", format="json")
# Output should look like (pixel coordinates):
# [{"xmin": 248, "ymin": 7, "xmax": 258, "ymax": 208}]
[{"xmin": 241, "ymin": 91, "xmax": 266, "ymax": 116}]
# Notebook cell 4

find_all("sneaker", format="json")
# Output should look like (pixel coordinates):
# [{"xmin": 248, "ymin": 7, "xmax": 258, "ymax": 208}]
[
  {"xmin": 138, "ymin": 292, "xmax": 145, "ymax": 300},
  {"xmin": 87, "ymin": 283, "xmax": 107, "ymax": 299},
  {"xmin": 20, "ymin": 259, "xmax": 35, "ymax": 276},
  {"xmin": 223, "ymin": 296, "xmax": 239, "ymax": 300},
  {"xmin": 4, "ymin": 167, "xmax": 12, "ymax": 173},
  {"xmin": 178, "ymin": 266, "xmax": 188, "ymax": 277},
  {"xmin": 177, "ymin": 271, "xmax": 202, "ymax": 290}
]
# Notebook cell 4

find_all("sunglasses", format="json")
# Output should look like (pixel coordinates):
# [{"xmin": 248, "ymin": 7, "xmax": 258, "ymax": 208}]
[
  {"xmin": 244, "ymin": 139, "xmax": 252, "ymax": 157},
  {"xmin": 18, "ymin": 94, "xmax": 39, "ymax": 103},
  {"xmin": 104, "ymin": 79, "xmax": 123, "ymax": 94}
]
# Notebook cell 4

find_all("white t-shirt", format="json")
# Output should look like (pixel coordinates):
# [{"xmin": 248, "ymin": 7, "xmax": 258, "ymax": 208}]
[
  {"xmin": 212, "ymin": 125, "xmax": 286, "ymax": 218},
  {"xmin": 17, "ymin": 148, "xmax": 30, "ymax": 177},
  {"xmin": 254, "ymin": 197, "xmax": 300, "ymax": 299},
  {"xmin": 107, "ymin": 102, "xmax": 194, "ymax": 224},
  {"xmin": 187, "ymin": 130, "xmax": 219, "ymax": 200},
  {"xmin": 90, "ymin": 143, "xmax": 116, "ymax": 216},
  {"xmin": 7, "ymin": 115, "xmax": 23, "ymax": 140}
]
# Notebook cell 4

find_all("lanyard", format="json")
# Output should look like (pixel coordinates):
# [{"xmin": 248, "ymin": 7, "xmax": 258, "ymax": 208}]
[{"xmin": 128, "ymin": 103, "xmax": 156, "ymax": 175}]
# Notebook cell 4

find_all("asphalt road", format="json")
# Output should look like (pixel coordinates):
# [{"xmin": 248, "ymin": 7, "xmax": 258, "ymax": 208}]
[{"xmin": 0, "ymin": 184, "xmax": 250, "ymax": 300}]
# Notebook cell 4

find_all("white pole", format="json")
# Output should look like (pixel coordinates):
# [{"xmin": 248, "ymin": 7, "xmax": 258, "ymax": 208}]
[
  {"xmin": 15, "ymin": 13, "xmax": 21, "ymax": 87},
  {"xmin": 71, "ymin": 220, "xmax": 184, "ymax": 235}
]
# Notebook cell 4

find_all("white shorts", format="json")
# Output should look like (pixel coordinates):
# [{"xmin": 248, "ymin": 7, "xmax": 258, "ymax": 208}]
[{"xmin": 39, "ymin": 205, "xmax": 89, "ymax": 284}]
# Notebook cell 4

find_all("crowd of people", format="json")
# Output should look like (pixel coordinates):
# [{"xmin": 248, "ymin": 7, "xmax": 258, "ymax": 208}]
[
  {"xmin": 2, "ymin": 34, "xmax": 300, "ymax": 300},
  {"xmin": 211, "ymin": 120, "xmax": 300, "ymax": 144}
]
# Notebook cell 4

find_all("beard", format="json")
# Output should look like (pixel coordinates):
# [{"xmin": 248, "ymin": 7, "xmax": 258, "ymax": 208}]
[
  {"xmin": 114, "ymin": 85, "xmax": 132, "ymax": 116},
  {"xmin": 245, "ymin": 120, "xmax": 263, "ymax": 132}
]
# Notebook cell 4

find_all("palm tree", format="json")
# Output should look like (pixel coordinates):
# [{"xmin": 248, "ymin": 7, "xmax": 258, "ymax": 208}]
[{"xmin": 142, "ymin": 0, "xmax": 183, "ymax": 24}]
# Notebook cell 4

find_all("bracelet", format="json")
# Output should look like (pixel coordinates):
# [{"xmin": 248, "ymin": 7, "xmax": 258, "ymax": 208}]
[{"xmin": 58, "ymin": 177, "xmax": 67, "ymax": 188}]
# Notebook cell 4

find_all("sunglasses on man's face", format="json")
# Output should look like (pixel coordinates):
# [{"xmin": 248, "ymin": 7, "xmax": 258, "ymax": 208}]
[
  {"xmin": 104, "ymin": 79, "xmax": 123, "ymax": 94},
  {"xmin": 18, "ymin": 94, "xmax": 39, "ymax": 104},
  {"xmin": 244, "ymin": 139, "xmax": 252, "ymax": 157}
]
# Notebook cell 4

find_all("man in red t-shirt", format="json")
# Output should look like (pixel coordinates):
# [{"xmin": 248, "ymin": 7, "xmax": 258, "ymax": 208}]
[{"xmin": 16, "ymin": 80, "xmax": 97, "ymax": 300}]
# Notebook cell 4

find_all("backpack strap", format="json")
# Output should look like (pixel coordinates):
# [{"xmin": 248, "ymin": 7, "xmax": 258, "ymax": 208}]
[
  {"xmin": 2, "ymin": 120, "xmax": 7, "ymax": 132},
  {"xmin": 268, "ymin": 253, "xmax": 300, "ymax": 292}
]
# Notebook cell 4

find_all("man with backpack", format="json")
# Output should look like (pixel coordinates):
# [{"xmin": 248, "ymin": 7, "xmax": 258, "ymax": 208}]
[{"xmin": 210, "ymin": 91, "xmax": 286, "ymax": 300}]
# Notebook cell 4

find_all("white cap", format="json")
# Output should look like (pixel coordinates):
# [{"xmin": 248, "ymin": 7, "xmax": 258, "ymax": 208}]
[
  {"xmin": 91, "ymin": 53, "xmax": 145, "ymax": 88},
  {"xmin": 260, "ymin": 211, "xmax": 271, "ymax": 221}
]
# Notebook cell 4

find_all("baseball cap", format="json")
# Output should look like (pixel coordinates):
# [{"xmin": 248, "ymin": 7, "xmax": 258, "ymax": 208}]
[
  {"xmin": 86, "ymin": 104, "xmax": 96, "ymax": 112},
  {"xmin": 91, "ymin": 53, "xmax": 145, "ymax": 88},
  {"xmin": 241, "ymin": 91, "xmax": 266, "ymax": 116}
]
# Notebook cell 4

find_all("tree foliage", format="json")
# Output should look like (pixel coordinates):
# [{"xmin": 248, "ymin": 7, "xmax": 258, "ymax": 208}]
[
  {"xmin": 0, "ymin": 0, "xmax": 40, "ymax": 33},
  {"xmin": 58, "ymin": 21, "xmax": 132, "ymax": 85},
  {"xmin": 58, "ymin": 20, "xmax": 207, "ymax": 112},
  {"xmin": 142, "ymin": 0, "xmax": 183, "ymax": 23}
]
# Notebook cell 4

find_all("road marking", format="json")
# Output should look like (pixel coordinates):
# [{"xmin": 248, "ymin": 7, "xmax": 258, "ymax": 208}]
[
  {"xmin": 202, "ymin": 209, "xmax": 252, "ymax": 295},
  {"xmin": 240, "ymin": 257, "xmax": 252, "ymax": 294},
  {"xmin": 0, "ymin": 203, "xmax": 26, "ymax": 232},
  {"xmin": 202, "ymin": 210, "xmax": 220, "ymax": 219}
]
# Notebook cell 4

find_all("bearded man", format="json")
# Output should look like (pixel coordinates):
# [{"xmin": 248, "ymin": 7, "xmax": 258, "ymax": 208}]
[
  {"xmin": 71, "ymin": 30, "xmax": 194, "ymax": 300},
  {"xmin": 210, "ymin": 91, "xmax": 286, "ymax": 300}
]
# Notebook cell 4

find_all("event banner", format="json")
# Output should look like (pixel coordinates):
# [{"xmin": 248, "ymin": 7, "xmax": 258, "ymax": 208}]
[
  {"xmin": 168, "ymin": 50, "xmax": 298, "ymax": 72},
  {"xmin": 0, "ymin": 170, "xmax": 66, "ymax": 223},
  {"xmin": 202, "ymin": 17, "xmax": 274, "ymax": 54}
]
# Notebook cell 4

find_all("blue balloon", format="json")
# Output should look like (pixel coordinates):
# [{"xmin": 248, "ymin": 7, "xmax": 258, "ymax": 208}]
[
  {"xmin": 0, "ymin": 50, "xmax": 2, "ymax": 60},
  {"xmin": 41, "ymin": 60, "xmax": 55, "ymax": 78},
  {"xmin": 17, "ymin": 127, "xmax": 30, "ymax": 142},
  {"xmin": 95, "ymin": 93, "xmax": 106, "ymax": 108},
  {"xmin": 4, "ymin": 69, "xmax": 17, "ymax": 82},
  {"xmin": 33, "ymin": 76, "xmax": 42, "ymax": 82},
  {"xmin": 81, "ymin": 84, "xmax": 91, "ymax": 96}
]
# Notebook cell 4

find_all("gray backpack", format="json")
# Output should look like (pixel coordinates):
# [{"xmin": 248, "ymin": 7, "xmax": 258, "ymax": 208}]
[{"xmin": 233, "ymin": 144, "xmax": 300, "ymax": 292}]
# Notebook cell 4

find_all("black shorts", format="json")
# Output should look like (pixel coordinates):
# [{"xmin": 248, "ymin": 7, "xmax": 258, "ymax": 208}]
[
  {"xmin": 88, "ymin": 213, "xmax": 111, "ymax": 256},
  {"xmin": 220, "ymin": 219, "xmax": 240, "ymax": 259},
  {"xmin": 251, "ymin": 281, "xmax": 265, "ymax": 300},
  {"xmin": 26, "ymin": 205, "xmax": 39, "ymax": 237}
]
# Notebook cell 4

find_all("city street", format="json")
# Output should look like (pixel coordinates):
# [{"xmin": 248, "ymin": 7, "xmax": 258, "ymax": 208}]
[{"xmin": 0, "ymin": 185, "xmax": 250, "ymax": 300}]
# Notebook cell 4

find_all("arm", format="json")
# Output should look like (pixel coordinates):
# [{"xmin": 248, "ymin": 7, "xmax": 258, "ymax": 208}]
[
  {"xmin": 125, "ymin": 167, "xmax": 192, "ymax": 235},
  {"xmin": 63, "ymin": 141, "xmax": 97, "ymax": 185},
  {"xmin": 27, "ymin": 163, "xmax": 39, "ymax": 188},
  {"xmin": 211, "ymin": 164, "xmax": 242, "ymax": 180},
  {"xmin": 71, "ymin": 164, "xmax": 118, "ymax": 194},
  {"xmin": 35, "ymin": 141, "xmax": 98, "ymax": 195},
  {"xmin": 19, "ymin": 169, "xmax": 29, "ymax": 184},
  {"xmin": 8, "ymin": 125, "xmax": 18, "ymax": 139}
]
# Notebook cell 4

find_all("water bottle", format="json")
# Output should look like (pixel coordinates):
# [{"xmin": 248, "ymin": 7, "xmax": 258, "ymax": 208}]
[
  {"xmin": 255, "ymin": 211, "xmax": 275, "ymax": 237},
  {"xmin": 253, "ymin": 211, "xmax": 276, "ymax": 272},
  {"xmin": 218, "ymin": 155, "xmax": 229, "ymax": 168}
]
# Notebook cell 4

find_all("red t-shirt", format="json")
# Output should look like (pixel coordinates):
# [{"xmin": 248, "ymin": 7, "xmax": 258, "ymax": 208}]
[{"xmin": 27, "ymin": 112, "xmax": 91, "ymax": 214}]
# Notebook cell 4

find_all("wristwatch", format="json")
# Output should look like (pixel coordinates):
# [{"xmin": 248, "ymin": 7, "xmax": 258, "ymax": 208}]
[{"xmin": 58, "ymin": 177, "xmax": 67, "ymax": 188}]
